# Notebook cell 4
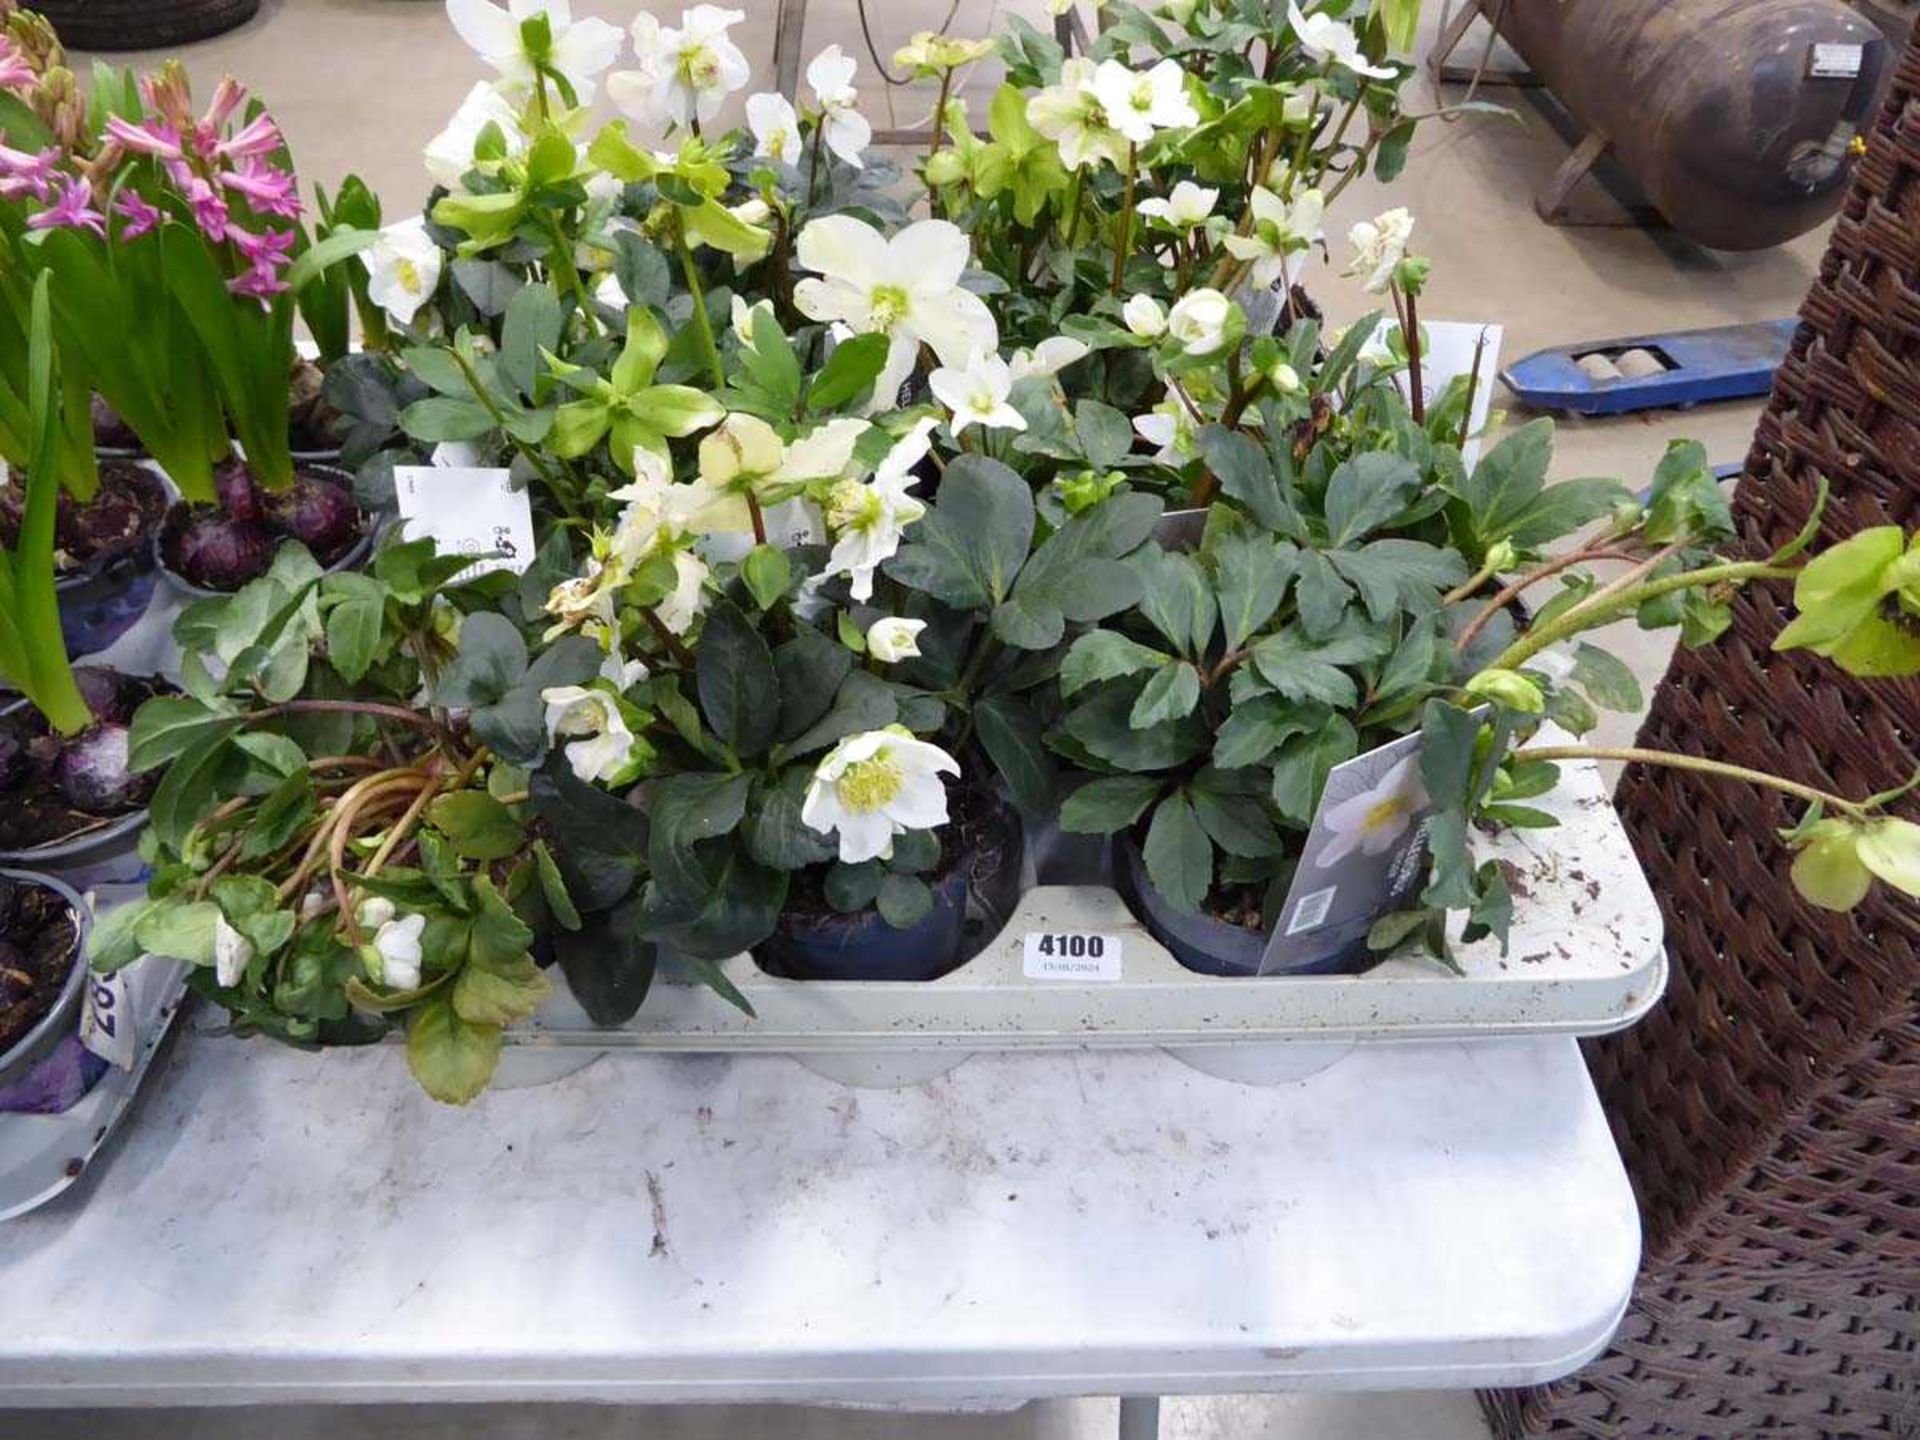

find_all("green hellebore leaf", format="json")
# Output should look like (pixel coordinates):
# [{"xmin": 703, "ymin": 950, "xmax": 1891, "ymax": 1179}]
[{"xmin": 407, "ymin": 992, "xmax": 503, "ymax": 1105}]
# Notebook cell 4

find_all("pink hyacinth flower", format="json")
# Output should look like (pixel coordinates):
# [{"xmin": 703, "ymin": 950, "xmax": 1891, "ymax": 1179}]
[
  {"xmin": 0, "ymin": 38, "xmax": 33, "ymax": 91},
  {"xmin": 0, "ymin": 142, "xmax": 60, "ymax": 202},
  {"xmin": 202, "ymin": 77, "xmax": 247, "ymax": 132},
  {"xmin": 230, "ymin": 225, "xmax": 295, "ymax": 268},
  {"xmin": 26, "ymin": 177, "xmax": 107, "ymax": 237},
  {"xmin": 221, "ymin": 157, "xmax": 301, "ymax": 219},
  {"xmin": 103, "ymin": 115, "xmax": 187, "ymax": 161},
  {"xmin": 228, "ymin": 261, "xmax": 289, "ymax": 300},
  {"xmin": 213, "ymin": 112, "xmax": 282, "ymax": 161},
  {"xmin": 113, "ymin": 190, "xmax": 163, "ymax": 239},
  {"xmin": 179, "ymin": 175, "xmax": 229, "ymax": 241}
]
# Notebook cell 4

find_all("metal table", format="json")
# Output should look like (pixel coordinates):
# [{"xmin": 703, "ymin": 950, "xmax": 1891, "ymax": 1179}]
[{"xmin": 0, "ymin": 1028, "xmax": 1637, "ymax": 1429}]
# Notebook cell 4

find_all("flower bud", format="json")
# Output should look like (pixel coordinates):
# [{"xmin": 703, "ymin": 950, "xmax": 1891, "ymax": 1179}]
[{"xmin": 1464, "ymin": 668, "xmax": 1545, "ymax": 715}]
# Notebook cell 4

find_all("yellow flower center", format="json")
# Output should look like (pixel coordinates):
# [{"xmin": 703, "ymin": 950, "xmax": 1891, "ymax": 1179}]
[
  {"xmin": 1363, "ymin": 797, "xmax": 1407, "ymax": 834},
  {"xmin": 681, "ymin": 44, "xmax": 720, "ymax": 89},
  {"xmin": 827, "ymin": 479, "xmax": 883, "ymax": 533},
  {"xmin": 1129, "ymin": 78, "xmax": 1155, "ymax": 111},
  {"xmin": 869, "ymin": 284, "xmax": 910, "ymax": 332},
  {"xmin": 837, "ymin": 755, "xmax": 904, "ymax": 814},
  {"xmin": 395, "ymin": 257, "xmax": 423, "ymax": 295}
]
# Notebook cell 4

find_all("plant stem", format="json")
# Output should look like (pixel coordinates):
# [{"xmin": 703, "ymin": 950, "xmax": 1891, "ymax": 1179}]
[
  {"xmin": 254, "ymin": 699, "xmax": 446, "ymax": 733},
  {"xmin": 807, "ymin": 115, "xmax": 826, "ymax": 198},
  {"xmin": 745, "ymin": 492, "xmax": 769, "ymax": 546},
  {"xmin": 676, "ymin": 231, "xmax": 726, "ymax": 389},
  {"xmin": 1112, "ymin": 143, "xmax": 1138, "ymax": 296},
  {"xmin": 1517, "ymin": 745, "xmax": 1871, "ymax": 819},
  {"xmin": 1452, "ymin": 542, "xmax": 1648, "ymax": 651},
  {"xmin": 543, "ymin": 217, "xmax": 601, "ymax": 337},
  {"xmin": 925, "ymin": 67, "xmax": 955, "ymax": 209},
  {"xmin": 641, "ymin": 608, "xmax": 697, "ymax": 668},
  {"xmin": 1489, "ymin": 559, "xmax": 1800, "ymax": 672},
  {"xmin": 1401, "ymin": 284, "xmax": 1425, "ymax": 425},
  {"xmin": 446, "ymin": 346, "xmax": 577, "ymax": 510}
]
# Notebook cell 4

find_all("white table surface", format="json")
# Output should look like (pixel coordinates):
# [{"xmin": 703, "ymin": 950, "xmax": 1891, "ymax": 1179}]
[{"xmin": 0, "ymin": 1030, "xmax": 1638, "ymax": 1408}]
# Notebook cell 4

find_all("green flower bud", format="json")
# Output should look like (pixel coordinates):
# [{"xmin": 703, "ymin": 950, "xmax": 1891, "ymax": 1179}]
[{"xmin": 1464, "ymin": 668, "xmax": 1545, "ymax": 714}]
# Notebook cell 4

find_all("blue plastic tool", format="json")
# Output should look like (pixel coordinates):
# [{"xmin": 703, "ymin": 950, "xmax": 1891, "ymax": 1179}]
[{"xmin": 1501, "ymin": 318, "xmax": 1798, "ymax": 416}]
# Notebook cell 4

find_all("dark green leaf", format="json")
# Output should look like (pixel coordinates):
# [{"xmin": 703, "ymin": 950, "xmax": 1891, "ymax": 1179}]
[
  {"xmin": 1060, "ymin": 774, "xmax": 1164, "ymax": 834},
  {"xmin": 1460, "ymin": 418, "xmax": 1553, "ymax": 543},
  {"xmin": 1190, "ymin": 778, "xmax": 1282, "ymax": 858},
  {"xmin": 695, "ymin": 600, "xmax": 780, "ymax": 757},
  {"xmin": 1129, "ymin": 662, "xmax": 1202, "ymax": 728},
  {"xmin": 885, "ymin": 453, "xmax": 1034, "ymax": 608},
  {"xmin": 744, "ymin": 771, "xmax": 837, "ymax": 870},
  {"xmin": 1142, "ymin": 793, "xmax": 1213, "ymax": 913},
  {"xmin": 1211, "ymin": 532, "xmax": 1297, "ymax": 649},
  {"xmin": 427, "ymin": 791, "xmax": 525, "ymax": 860},
  {"xmin": 1324, "ymin": 452, "xmax": 1421, "ymax": 546},
  {"xmin": 774, "ymin": 627, "xmax": 854, "ymax": 742},
  {"xmin": 972, "ymin": 693, "xmax": 1055, "ymax": 813},
  {"xmin": 1129, "ymin": 546, "xmax": 1216, "ymax": 657},
  {"xmin": 126, "ymin": 695, "xmax": 239, "ymax": 773},
  {"xmin": 779, "ymin": 668, "xmax": 896, "ymax": 760},
  {"xmin": 877, "ymin": 873, "xmax": 934, "ymax": 929},
  {"xmin": 1269, "ymin": 719, "xmax": 1359, "ymax": 824},
  {"xmin": 1062, "ymin": 682, "xmax": 1209, "ymax": 772},
  {"xmin": 1570, "ymin": 642, "xmax": 1643, "ymax": 712},
  {"xmin": 1059, "ymin": 630, "xmax": 1172, "ymax": 697},
  {"xmin": 556, "ymin": 897, "xmax": 655, "ymax": 1025},
  {"xmin": 824, "ymin": 860, "xmax": 885, "ymax": 911},
  {"xmin": 1212, "ymin": 696, "xmax": 1323, "ymax": 769}
]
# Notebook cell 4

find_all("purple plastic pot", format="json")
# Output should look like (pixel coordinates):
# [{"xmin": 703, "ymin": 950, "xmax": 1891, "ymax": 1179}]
[{"xmin": 0, "ymin": 869, "xmax": 95, "ymax": 1102}]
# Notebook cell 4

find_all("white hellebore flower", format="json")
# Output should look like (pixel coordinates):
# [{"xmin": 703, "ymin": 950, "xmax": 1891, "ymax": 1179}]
[
  {"xmin": 1123, "ymin": 293, "xmax": 1167, "ymax": 338},
  {"xmin": 612, "ymin": 5, "xmax": 751, "ymax": 128},
  {"xmin": 685, "ymin": 412, "xmax": 866, "ymax": 534},
  {"xmin": 1287, "ymin": 0, "xmax": 1396, "ymax": 80},
  {"xmin": 213, "ymin": 913, "xmax": 253, "ymax": 989},
  {"xmin": 357, "ymin": 897, "xmax": 427, "ymax": 991},
  {"xmin": 657, "ymin": 549, "xmax": 711, "ymax": 635},
  {"xmin": 1345, "ymin": 207, "xmax": 1415, "ymax": 294},
  {"xmin": 423, "ymin": 81, "xmax": 525, "ymax": 187},
  {"xmin": 807, "ymin": 45, "xmax": 872, "ymax": 168},
  {"xmin": 731, "ymin": 293, "xmax": 775, "ymax": 343},
  {"xmin": 1136, "ymin": 179, "xmax": 1218, "ymax": 228},
  {"xmin": 1008, "ymin": 336, "xmax": 1089, "ymax": 382},
  {"xmin": 1133, "ymin": 399, "xmax": 1198, "ymax": 464},
  {"xmin": 746, "ymin": 91, "xmax": 801, "ymax": 163},
  {"xmin": 600, "ymin": 647, "xmax": 650, "ymax": 690},
  {"xmin": 1087, "ymin": 58, "xmax": 1198, "ymax": 146},
  {"xmin": 359, "ymin": 217, "xmax": 444, "ymax": 327},
  {"xmin": 793, "ymin": 215, "xmax": 998, "ymax": 407},
  {"xmin": 866, "ymin": 616, "xmax": 927, "ymax": 663},
  {"xmin": 1314, "ymin": 754, "xmax": 1428, "ymax": 869},
  {"xmin": 801, "ymin": 727, "xmax": 960, "ymax": 864},
  {"xmin": 1166, "ymin": 288, "xmax": 1234, "ymax": 356},
  {"xmin": 541, "ymin": 685, "xmax": 641, "ymax": 785},
  {"xmin": 1222, "ymin": 184, "xmax": 1324, "ymax": 289},
  {"xmin": 1028, "ymin": 58, "xmax": 1127, "ymax": 171},
  {"xmin": 822, "ymin": 417, "xmax": 935, "ymax": 601},
  {"xmin": 444, "ymin": 0, "xmax": 623, "ymax": 102},
  {"xmin": 929, "ymin": 350, "xmax": 1026, "ymax": 435}
]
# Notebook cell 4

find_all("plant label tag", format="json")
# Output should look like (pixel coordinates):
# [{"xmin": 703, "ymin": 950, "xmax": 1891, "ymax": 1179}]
[
  {"xmin": 1022, "ymin": 932, "xmax": 1123, "ymax": 981},
  {"xmin": 1256, "ymin": 729, "xmax": 1440, "ymax": 976},
  {"xmin": 79, "ymin": 967, "xmax": 136, "ymax": 1071},
  {"xmin": 392, "ymin": 465, "xmax": 535, "ymax": 581},
  {"xmin": 1809, "ymin": 43, "xmax": 1863, "ymax": 78}
]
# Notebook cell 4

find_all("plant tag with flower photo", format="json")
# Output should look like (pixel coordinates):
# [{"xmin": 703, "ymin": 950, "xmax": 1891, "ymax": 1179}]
[
  {"xmin": 79, "ymin": 967, "xmax": 136, "ymax": 1071},
  {"xmin": 1022, "ymin": 931, "xmax": 1123, "ymax": 982},
  {"xmin": 1256, "ymin": 729, "xmax": 1440, "ymax": 977},
  {"xmin": 393, "ymin": 465, "xmax": 536, "ymax": 583}
]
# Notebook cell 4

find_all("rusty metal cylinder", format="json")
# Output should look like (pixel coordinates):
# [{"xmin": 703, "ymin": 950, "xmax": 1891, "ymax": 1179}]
[{"xmin": 1492, "ymin": 0, "xmax": 1888, "ymax": 250}]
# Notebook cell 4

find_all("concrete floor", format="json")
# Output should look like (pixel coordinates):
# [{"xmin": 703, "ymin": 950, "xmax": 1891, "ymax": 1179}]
[{"xmin": 6, "ymin": 2, "xmax": 1838, "ymax": 1436}]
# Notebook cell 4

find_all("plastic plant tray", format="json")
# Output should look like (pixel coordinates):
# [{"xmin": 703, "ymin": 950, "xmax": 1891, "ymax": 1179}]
[{"xmin": 517, "ymin": 755, "xmax": 1665, "ymax": 1057}]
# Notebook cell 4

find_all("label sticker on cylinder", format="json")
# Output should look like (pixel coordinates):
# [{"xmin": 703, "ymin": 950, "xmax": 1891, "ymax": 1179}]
[
  {"xmin": 1022, "ymin": 932, "xmax": 1122, "ymax": 982},
  {"xmin": 1809, "ymin": 43, "xmax": 1863, "ymax": 79}
]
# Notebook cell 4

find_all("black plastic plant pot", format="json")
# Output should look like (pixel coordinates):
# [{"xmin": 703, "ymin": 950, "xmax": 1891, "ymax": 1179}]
[
  {"xmin": 759, "ymin": 864, "xmax": 974, "ymax": 982},
  {"xmin": 154, "ymin": 462, "xmax": 382, "ymax": 601},
  {"xmin": 0, "ymin": 868, "xmax": 93, "ymax": 1098},
  {"xmin": 1116, "ymin": 836, "xmax": 1371, "ymax": 979},
  {"xmin": 758, "ymin": 793, "xmax": 1026, "ymax": 982},
  {"xmin": 0, "ymin": 460, "xmax": 168, "ymax": 660},
  {"xmin": 58, "ymin": 562, "xmax": 161, "ymax": 661}
]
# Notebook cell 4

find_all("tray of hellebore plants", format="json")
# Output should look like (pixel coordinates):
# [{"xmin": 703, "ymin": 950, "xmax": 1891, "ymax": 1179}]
[{"xmin": 1, "ymin": 0, "xmax": 1915, "ymax": 1111}]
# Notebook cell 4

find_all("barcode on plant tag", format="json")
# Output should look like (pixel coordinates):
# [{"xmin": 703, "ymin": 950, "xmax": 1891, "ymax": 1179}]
[
  {"xmin": 1022, "ymin": 932, "xmax": 1123, "ymax": 981},
  {"xmin": 79, "ymin": 968, "xmax": 136, "ymax": 1071},
  {"xmin": 1810, "ymin": 42, "xmax": 1863, "ymax": 78},
  {"xmin": 1285, "ymin": 886, "xmax": 1338, "ymax": 936}
]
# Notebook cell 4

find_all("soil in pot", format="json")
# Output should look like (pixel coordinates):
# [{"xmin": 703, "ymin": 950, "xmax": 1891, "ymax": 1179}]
[
  {"xmin": 0, "ymin": 460, "xmax": 168, "ymax": 656},
  {"xmin": 0, "ymin": 872, "xmax": 81, "ymax": 1057},
  {"xmin": 159, "ymin": 458, "xmax": 368, "ymax": 593},
  {"xmin": 288, "ymin": 357, "xmax": 344, "ymax": 456},
  {"xmin": 757, "ymin": 783, "xmax": 1023, "ymax": 982},
  {"xmin": 0, "ymin": 670, "xmax": 163, "ymax": 856}
]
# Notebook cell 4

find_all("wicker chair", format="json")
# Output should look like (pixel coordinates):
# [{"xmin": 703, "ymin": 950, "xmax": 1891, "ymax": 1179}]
[{"xmin": 1482, "ymin": 31, "xmax": 1920, "ymax": 1440}]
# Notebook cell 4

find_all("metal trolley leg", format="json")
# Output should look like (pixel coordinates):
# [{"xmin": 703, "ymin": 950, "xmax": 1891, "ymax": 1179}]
[{"xmin": 1118, "ymin": 1396, "xmax": 1161, "ymax": 1440}]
